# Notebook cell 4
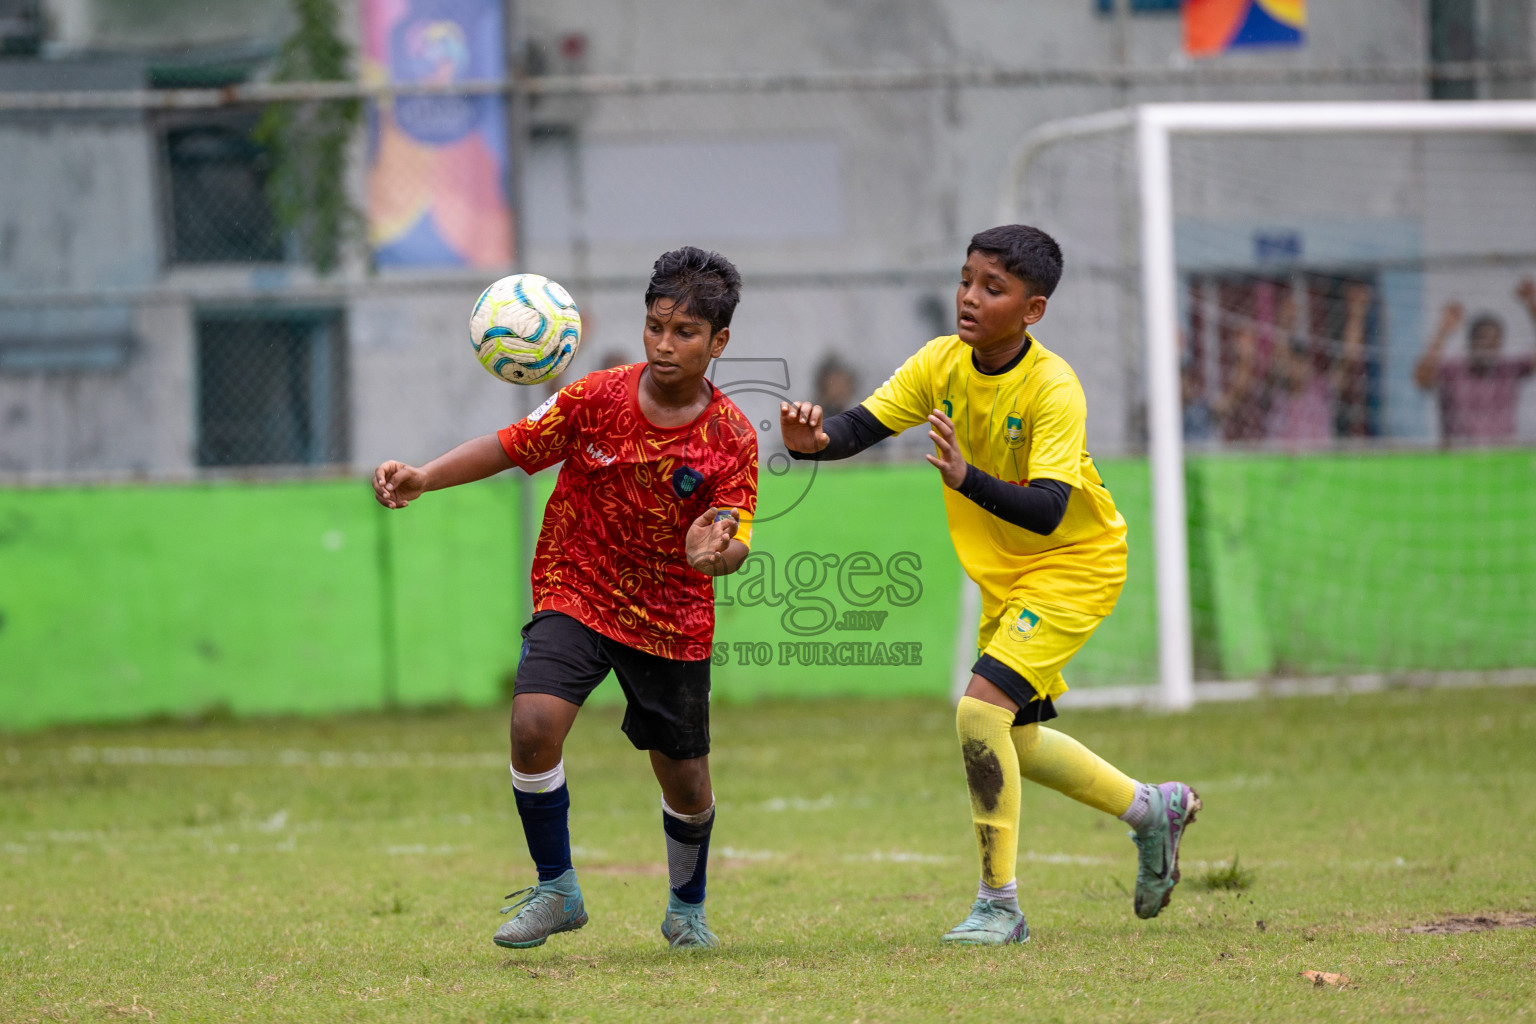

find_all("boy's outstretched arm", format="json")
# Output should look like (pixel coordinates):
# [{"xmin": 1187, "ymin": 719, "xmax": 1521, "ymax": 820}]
[
  {"xmin": 373, "ymin": 433, "xmax": 515, "ymax": 509},
  {"xmin": 927, "ymin": 410, "xmax": 1070, "ymax": 536},
  {"xmin": 1415, "ymin": 301, "xmax": 1462, "ymax": 389},
  {"xmin": 779, "ymin": 402, "xmax": 895, "ymax": 460}
]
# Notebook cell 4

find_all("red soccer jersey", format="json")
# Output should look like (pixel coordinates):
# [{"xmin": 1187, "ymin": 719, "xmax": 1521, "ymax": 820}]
[{"xmin": 497, "ymin": 363, "xmax": 758, "ymax": 660}]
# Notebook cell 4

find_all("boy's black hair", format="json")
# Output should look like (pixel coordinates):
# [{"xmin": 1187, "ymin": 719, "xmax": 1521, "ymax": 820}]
[
  {"xmin": 644, "ymin": 246, "xmax": 743, "ymax": 334},
  {"xmin": 967, "ymin": 225, "xmax": 1064, "ymax": 298}
]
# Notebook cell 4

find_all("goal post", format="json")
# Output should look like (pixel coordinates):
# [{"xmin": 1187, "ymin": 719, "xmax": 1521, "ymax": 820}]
[{"xmin": 997, "ymin": 100, "xmax": 1536, "ymax": 711}]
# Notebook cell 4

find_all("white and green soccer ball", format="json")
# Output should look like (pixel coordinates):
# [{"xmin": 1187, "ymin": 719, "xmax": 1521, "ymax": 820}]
[{"xmin": 469, "ymin": 273, "xmax": 582, "ymax": 385}]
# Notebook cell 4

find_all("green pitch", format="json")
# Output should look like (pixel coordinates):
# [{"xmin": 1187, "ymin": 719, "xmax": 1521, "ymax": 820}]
[{"xmin": 2, "ymin": 687, "xmax": 1533, "ymax": 1022}]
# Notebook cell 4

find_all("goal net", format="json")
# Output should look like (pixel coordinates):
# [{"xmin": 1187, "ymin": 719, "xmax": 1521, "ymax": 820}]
[{"xmin": 999, "ymin": 102, "xmax": 1536, "ymax": 707}]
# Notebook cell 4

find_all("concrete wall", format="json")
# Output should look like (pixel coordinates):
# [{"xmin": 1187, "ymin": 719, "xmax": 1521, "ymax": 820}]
[
  {"xmin": 4, "ymin": 1, "xmax": 1534, "ymax": 477},
  {"xmin": 507, "ymin": 0, "xmax": 1455, "ymax": 458},
  {"xmin": 0, "ymin": 70, "xmax": 177, "ymax": 473}
]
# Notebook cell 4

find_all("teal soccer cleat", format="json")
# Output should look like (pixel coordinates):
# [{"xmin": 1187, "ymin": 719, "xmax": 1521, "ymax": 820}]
[
  {"xmin": 493, "ymin": 869, "xmax": 588, "ymax": 948},
  {"xmin": 940, "ymin": 899, "xmax": 1030, "ymax": 945},
  {"xmin": 1130, "ymin": 781, "xmax": 1202, "ymax": 920},
  {"xmin": 660, "ymin": 893, "xmax": 720, "ymax": 949}
]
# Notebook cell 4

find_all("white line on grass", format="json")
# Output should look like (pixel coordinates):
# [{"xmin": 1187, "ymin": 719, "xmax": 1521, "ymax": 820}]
[
  {"xmin": 1021, "ymin": 850, "xmax": 1117, "ymax": 866},
  {"xmin": 846, "ymin": 851, "xmax": 956, "ymax": 864},
  {"xmin": 1066, "ymin": 668, "xmax": 1536, "ymax": 709},
  {"xmin": 46, "ymin": 747, "xmax": 506, "ymax": 769}
]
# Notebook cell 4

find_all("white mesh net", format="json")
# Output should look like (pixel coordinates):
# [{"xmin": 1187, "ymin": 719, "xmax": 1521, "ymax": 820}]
[{"xmin": 1010, "ymin": 114, "xmax": 1536, "ymax": 688}]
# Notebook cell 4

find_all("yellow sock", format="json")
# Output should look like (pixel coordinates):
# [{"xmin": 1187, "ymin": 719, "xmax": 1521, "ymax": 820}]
[
  {"xmin": 1012, "ymin": 724, "xmax": 1136, "ymax": 818},
  {"xmin": 956, "ymin": 697, "xmax": 1021, "ymax": 888}
]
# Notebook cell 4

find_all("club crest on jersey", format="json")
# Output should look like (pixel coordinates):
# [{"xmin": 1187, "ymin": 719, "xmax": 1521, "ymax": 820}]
[
  {"xmin": 671, "ymin": 465, "xmax": 706, "ymax": 498},
  {"xmin": 1005, "ymin": 413, "xmax": 1025, "ymax": 449},
  {"xmin": 1008, "ymin": 607, "xmax": 1041, "ymax": 642}
]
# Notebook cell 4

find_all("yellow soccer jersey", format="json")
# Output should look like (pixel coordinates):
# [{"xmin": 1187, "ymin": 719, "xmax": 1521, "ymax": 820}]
[{"xmin": 861, "ymin": 333, "xmax": 1127, "ymax": 618}]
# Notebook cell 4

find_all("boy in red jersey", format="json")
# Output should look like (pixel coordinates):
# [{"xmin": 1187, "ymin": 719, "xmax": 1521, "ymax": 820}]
[{"xmin": 372, "ymin": 248, "xmax": 758, "ymax": 950}]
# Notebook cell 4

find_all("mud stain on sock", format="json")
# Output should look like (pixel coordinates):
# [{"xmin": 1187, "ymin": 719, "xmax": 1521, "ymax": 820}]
[
  {"xmin": 961, "ymin": 739, "xmax": 1004, "ymax": 812},
  {"xmin": 975, "ymin": 823, "xmax": 1000, "ymax": 883}
]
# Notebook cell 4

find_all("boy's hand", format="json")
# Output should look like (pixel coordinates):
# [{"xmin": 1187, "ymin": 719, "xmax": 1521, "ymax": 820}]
[
  {"xmin": 926, "ymin": 410, "xmax": 968, "ymax": 490},
  {"xmin": 685, "ymin": 507, "xmax": 738, "ymax": 576},
  {"xmin": 779, "ymin": 401, "xmax": 829, "ymax": 454},
  {"xmin": 374, "ymin": 461, "xmax": 428, "ymax": 509},
  {"xmin": 1436, "ymin": 301, "xmax": 1464, "ymax": 337}
]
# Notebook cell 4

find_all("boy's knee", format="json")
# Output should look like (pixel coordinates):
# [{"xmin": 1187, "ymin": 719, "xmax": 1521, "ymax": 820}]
[
  {"xmin": 956, "ymin": 694, "xmax": 1013, "ymax": 740},
  {"xmin": 509, "ymin": 709, "xmax": 561, "ymax": 769},
  {"xmin": 670, "ymin": 777, "xmax": 712, "ymax": 813},
  {"xmin": 655, "ymin": 755, "xmax": 712, "ymax": 812}
]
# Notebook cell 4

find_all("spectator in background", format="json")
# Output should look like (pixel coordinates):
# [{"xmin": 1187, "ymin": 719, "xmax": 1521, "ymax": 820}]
[
  {"xmin": 1415, "ymin": 278, "xmax": 1536, "ymax": 443},
  {"xmin": 1263, "ymin": 282, "xmax": 1370, "ymax": 447},
  {"xmin": 1179, "ymin": 332, "xmax": 1217, "ymax": 442},
  {"xmin": 1214, "ymin": 324, "xmax": 1265, "ymax": 443},
  {"xmin": 812, "ymin": 355, "xmax": 857, "ymax": 419}
]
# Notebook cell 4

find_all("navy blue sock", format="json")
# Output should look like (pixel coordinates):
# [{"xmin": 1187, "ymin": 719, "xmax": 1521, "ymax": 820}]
[
  {"xmin": 514, "ymin": 784, "xmax": 572, "ymax": 882},
  {"xmin": 663, "ymin": 805, "xmax": 714, "ymax": 905}
]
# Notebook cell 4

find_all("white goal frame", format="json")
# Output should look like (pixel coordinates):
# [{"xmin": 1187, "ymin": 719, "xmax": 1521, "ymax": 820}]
[{"xmin": 995, "ymin": 100, "xmax": 1536, "ymax": 711}]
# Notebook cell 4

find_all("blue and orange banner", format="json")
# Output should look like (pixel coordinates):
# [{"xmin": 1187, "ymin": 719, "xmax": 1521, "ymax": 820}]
[
  {"xmin": 360, "ymin": 0, "xmax": 513, "ymax": 269},
  {"xmin": 1185, "ymin": 0, "xmax": 1306, "ymax": 57}
]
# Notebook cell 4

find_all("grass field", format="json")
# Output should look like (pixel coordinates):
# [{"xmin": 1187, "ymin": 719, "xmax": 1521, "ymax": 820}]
[{"xmin": 3, "ymin": 686, "xmax": 1534, "ymax": 1023}]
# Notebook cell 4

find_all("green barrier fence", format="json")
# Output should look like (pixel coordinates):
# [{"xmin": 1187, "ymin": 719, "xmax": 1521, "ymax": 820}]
[
  {"xmin": 0, "ymin": 480, "xmax": 521, "ymax": 729},
  {"xmin": 1188, "ymin": 449, "xmax": 1536, "ymax": 677},
  {"xmin": 1, "ymin": 451, "xmax": 1532, "ymax": 730}
]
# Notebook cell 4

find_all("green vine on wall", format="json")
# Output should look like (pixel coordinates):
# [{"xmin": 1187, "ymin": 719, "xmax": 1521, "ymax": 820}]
[{"xmin": 254, "ymin": 0, "xmax": 361, "ymax": 276}]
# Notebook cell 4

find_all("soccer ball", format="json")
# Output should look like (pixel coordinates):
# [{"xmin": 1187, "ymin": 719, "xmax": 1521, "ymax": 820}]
[{"xmin": 469, "ymin": 273, "xmax": 582, "ymax": 385}]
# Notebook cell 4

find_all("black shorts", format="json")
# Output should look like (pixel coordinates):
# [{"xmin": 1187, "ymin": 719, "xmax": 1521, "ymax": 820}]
[
  {"xmin": 514, "ymin": 610, "xmax": 712, "ymax": 761},
  {"xmin": 973, "ymin": 654, "xmax": 1059, "ymax": 726}
]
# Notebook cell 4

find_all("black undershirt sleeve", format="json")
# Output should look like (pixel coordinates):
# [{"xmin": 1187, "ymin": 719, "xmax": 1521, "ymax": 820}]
[
  {"xmin": 787, "ymin": 400, "xmax": 1069, "ymax": 534},
  {"xmin": 787, "ymin": 405, "xmax": 895, "ymax": 461},
  {"xmin": 957, "ymin": 468, "xmax": 1072, "ymax": 535}
]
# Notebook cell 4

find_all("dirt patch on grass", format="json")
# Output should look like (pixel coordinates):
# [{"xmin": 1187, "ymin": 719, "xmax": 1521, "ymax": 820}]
[{"xmin": 1406, "ymin": 912, "xmax": 1536, "ymax": 934}]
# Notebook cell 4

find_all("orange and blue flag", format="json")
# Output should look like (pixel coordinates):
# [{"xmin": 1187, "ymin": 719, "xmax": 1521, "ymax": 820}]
[{"xmin": 1185, "ymin": 0, "xmax": 1306, "ymax": 57}]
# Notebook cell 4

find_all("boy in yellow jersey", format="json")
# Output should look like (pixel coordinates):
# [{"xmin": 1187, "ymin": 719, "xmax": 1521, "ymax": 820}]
[{"xmin": 779, "ymin": 225, "xmax": 1199, "ymax": 944}]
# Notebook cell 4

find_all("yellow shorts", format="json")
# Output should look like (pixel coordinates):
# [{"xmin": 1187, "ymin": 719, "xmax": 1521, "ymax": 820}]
[{"xmin": 976, "ymin": 598, "xmax": 1107, "ymax": 702}]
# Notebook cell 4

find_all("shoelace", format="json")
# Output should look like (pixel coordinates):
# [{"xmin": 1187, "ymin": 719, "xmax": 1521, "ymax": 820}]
[
  {"xmin": 500, "ymin": 885, "xmax": 542, "ymax": 916},
  {"xmin": 668, "ymin": 906, "xmax": 711, "ymax": 939}
]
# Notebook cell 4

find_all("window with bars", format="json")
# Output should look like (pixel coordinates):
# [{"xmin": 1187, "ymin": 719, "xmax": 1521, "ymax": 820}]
[
  {"xmin": 1430, "ymin": 0, "xmax": 1479, "ymax": 100},
  {"xmin": 196, "ymin": 309, "xmax": 349, "ymax": 467},
  {"xmin": 163, "ymin": 115, "xmax": 286, "ymax": 264},
  {"xmin": 0, "ymin": 0, "xmax": 42, "ymax": 55}
]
